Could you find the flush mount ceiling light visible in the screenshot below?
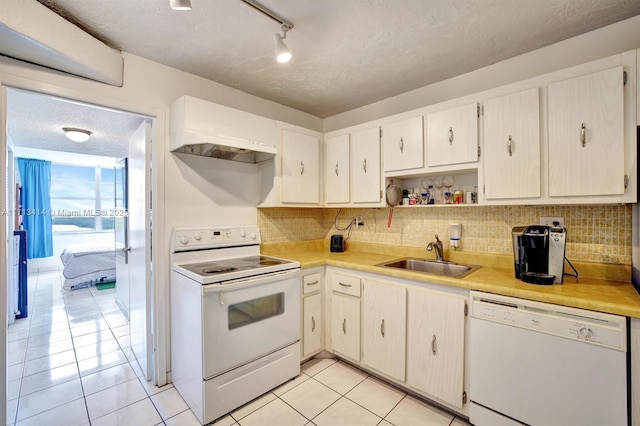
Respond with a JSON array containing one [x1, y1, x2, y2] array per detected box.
[[170, 0, 192, 10], [63, 127, 92, 143]]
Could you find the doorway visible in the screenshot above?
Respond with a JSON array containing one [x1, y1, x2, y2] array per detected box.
[[4, 88, 156, 422]]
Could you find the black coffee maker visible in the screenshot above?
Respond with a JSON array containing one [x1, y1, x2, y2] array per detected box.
[[512, 225, 567, 284]]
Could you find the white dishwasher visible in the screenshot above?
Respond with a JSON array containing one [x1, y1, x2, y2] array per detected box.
[[469, 291, 628, 426]]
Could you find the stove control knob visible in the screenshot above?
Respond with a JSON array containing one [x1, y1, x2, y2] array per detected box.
[[179, 235, 189, 245], [194, 232, 202, 241], [239, 230, 246, 238], [250, 232, 257, 240]]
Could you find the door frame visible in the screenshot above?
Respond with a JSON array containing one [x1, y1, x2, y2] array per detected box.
[[0, 76, 167, 423]]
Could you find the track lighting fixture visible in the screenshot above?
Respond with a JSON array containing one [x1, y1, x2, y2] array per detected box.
[[274, 24, 292, 63], [63, 127, 92, 143], [170, 0, 192, 11]]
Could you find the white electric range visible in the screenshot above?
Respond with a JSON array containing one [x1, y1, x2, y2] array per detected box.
[[170, 226, 301, 425]]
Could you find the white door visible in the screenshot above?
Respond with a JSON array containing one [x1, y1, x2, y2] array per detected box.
[[548, 67, 624, 197], [362, 279, 406, 381], [114, 158, 130, 318], [281, 130, 319, 204], [128, 121, 153, 380], [351, 127, 381, 204], [325, 134, 350, 204], [483, 88, 541, 200]]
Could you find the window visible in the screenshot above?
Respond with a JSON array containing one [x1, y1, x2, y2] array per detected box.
[[50, 163, 116, 232]]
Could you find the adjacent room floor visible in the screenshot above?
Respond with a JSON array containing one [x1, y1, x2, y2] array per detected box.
[[7, 269, 471, 426]]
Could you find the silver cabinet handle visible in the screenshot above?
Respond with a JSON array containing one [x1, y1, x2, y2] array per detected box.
[[399, 137, 404, 153], [432, 334, 437, 355], [306, 280, 319, 286], [335, 162, 339, 176], [338, 282, 352, 288], [311, 316, 316, 332], [363, 158, 367, 173], [581, 123, 586, 147], [300, 161, 305, 175], [342, 318, 346, 334], [507, 135, 513, 157], [448, 127, 454, 145], [381, 319, 385, 337]]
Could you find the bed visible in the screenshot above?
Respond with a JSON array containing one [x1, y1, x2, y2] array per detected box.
[[60, 245, 116, 290]]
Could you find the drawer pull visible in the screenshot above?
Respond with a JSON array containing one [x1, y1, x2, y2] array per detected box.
[[306, 280, 319, 286], [338, 282, 352, 288]]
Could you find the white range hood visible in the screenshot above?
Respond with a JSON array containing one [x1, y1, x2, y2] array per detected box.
[[170, 96, 277, 164]]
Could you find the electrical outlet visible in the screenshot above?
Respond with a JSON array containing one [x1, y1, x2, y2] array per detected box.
[[356, 217, 364, 226], [540, 216, 564, 228]]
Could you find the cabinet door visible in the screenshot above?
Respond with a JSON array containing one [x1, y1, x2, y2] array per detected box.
[[325, 134, 350, 204], [548, 67, 624, 197], [427, 103, 478, 167], [281, 130, 320, 204], [484, 89, 541, 199], [331, 294, 360, 361], [362, 279, 406, 381], [407, 289, 465, 408], [302, 293, 323, 358], [381, 117, 424, 172], [351, 127, 381, 204]]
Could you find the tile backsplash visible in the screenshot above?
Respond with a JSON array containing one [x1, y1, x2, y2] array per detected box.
[[258, 205, 632, 264]]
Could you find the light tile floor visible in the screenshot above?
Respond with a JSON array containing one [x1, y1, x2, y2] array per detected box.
[[8, 269, 471, 426]]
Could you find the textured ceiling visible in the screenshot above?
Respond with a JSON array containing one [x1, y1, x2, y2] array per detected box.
[[7, 89, 145, 158], [36, 0, 640, 118]]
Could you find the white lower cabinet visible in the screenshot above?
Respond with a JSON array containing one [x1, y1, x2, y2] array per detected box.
[[407, 288, 466, 409], [331, 293, 361, 361], [362, 279, 407, 381], [301, 269, 323, 360], [302, 294, 322, 358]]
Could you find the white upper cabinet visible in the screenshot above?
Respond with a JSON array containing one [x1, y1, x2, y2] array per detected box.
[[351, 127, 382, 204], [483, 88, 541, 200], [548, 67, 625, 197], [325, 134, 350, 204], [281, 129, 320, 204], [427, 103, 479, 167], [381, 117, 424, 172]]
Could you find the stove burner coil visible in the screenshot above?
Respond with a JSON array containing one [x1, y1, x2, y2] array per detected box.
[[202, 266, 238, 274]]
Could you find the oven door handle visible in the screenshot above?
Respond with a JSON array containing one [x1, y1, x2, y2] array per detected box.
[[202, 269, 299, 294]]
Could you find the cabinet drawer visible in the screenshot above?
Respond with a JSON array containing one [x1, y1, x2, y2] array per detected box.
[[331, 273, 361, 297], [302, 272, 322, 295]]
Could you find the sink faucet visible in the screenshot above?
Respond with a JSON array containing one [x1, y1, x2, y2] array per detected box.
[[426, 234, 444, 261]]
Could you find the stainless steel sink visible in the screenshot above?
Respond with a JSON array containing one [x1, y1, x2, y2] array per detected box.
[[376, 258, 480, 278]]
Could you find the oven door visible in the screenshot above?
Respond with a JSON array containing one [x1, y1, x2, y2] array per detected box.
[[202, 269, 300, 379]]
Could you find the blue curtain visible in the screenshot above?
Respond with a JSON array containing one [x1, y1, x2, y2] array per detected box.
[[17, 158, 53, 259]]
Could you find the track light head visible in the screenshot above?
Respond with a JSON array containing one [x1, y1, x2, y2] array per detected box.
[[274, 25, 291, 63], [170, 0, 192, 10]]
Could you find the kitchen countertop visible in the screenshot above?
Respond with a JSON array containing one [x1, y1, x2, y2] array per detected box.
[[262, 240, 640, 318]]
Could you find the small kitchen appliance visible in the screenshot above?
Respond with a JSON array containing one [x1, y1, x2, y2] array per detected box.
[[330, 234, 345, 252], [512, 225, 566, 284]]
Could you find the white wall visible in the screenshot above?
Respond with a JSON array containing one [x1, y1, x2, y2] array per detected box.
[[324, 14, 640, 131]]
